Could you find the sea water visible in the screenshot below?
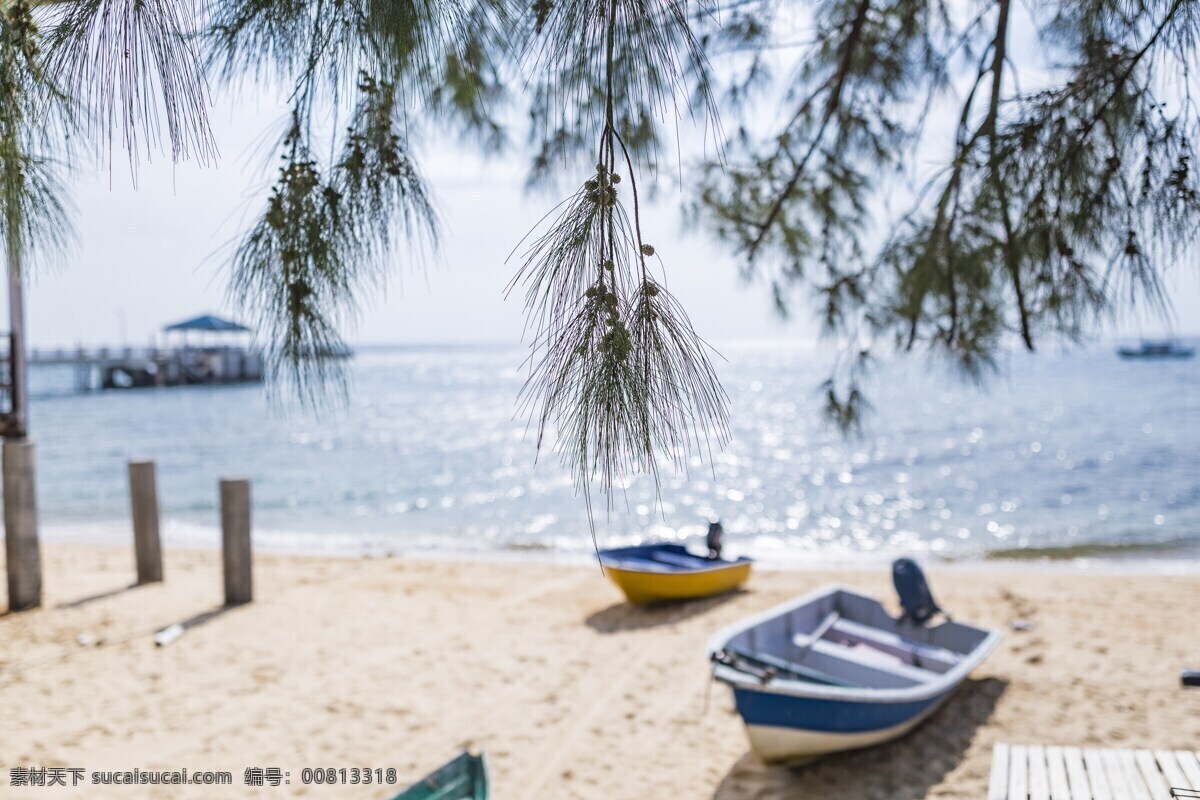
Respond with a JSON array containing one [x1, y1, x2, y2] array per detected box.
[[24, 341, 1200, 563]]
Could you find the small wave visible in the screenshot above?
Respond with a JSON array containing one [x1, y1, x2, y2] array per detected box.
[[987, 537, 1198, 560], [504, 541, 554, 552]]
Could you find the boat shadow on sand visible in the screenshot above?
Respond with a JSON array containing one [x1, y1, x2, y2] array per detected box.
[[585, 590, 746, 634], [712, 675, 1008, 800]]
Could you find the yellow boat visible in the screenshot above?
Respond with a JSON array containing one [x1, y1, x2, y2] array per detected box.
[[597, 544, 753, 604]]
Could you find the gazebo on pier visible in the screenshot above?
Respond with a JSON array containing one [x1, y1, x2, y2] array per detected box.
[[87, 314, 263, 390], [151, 314, 261, 388]]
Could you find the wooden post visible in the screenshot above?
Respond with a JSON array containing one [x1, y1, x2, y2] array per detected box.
[[220, 478, 252, 605], [5, 223, 29, 439], [128, 460, 163, 584], [3, 222, 40, 612], [4, 439, 40, 611]]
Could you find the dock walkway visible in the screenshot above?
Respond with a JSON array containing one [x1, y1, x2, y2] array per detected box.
[[988, 743, 1200, 800], [2, 345, 264, 390]]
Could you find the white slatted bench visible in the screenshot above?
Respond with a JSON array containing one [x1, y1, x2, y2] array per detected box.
[[988, 744, 1200, 800]]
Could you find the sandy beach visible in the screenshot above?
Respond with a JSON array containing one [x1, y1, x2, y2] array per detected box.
[[2, 544, 1197, 799]]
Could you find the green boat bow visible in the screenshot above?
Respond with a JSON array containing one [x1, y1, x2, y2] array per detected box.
[[390, 752, 488, 800]]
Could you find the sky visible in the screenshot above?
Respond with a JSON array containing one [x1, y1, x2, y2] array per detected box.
[[13, 43, 1200, 350], [18, 91, 800, 350]]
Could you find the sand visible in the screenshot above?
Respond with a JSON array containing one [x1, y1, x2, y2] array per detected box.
[[1, 544, 1198, 799]]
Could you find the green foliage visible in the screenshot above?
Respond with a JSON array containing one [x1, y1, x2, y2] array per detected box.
[[208, 0, 500, 392], [44, 0, 215, 174], [508, 0, 729, 515], [696, 0, 1200, 422], [511, 143, 727, 523], [231, 121, 349, 401], [230, 74, 438, 402], [0, 0, 72, 267], [522, 0, 720, 188]]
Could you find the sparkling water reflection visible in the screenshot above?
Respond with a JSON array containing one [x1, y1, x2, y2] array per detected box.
[[27, 341, 1200, 562]]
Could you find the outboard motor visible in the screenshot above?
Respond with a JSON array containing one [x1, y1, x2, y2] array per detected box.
[[892, 557, 944, 625], [705, 521, 724, 559]]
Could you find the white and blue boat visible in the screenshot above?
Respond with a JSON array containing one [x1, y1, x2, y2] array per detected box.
[[707, 582, 1000, 764]]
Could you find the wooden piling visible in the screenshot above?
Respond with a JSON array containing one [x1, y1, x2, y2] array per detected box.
[[128, 460, 163, 584], [220, 478, 252, 605], [4, 439, 41, 611]]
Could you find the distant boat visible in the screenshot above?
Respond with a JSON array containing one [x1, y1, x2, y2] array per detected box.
[[310, 343, 355, 360], [391, 752, 487, 800], [1117, 340, 1195, 359], [708, 584, 1000, 764], [596, 543, 752, 604]]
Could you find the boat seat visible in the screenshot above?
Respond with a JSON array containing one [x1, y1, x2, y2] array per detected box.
[[808, 639, 941, 685], [647, 551, 708, 569], [714, 647, 860, 688], [828, 618, 961, 672]]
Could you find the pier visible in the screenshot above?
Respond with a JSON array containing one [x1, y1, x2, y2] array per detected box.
[[12, 314, 264, 392], [22, 344, 264, 390]]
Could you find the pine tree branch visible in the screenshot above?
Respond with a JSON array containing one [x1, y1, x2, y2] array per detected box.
[[982, 0, 1034, 349], [744, 0, 872, 261]]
